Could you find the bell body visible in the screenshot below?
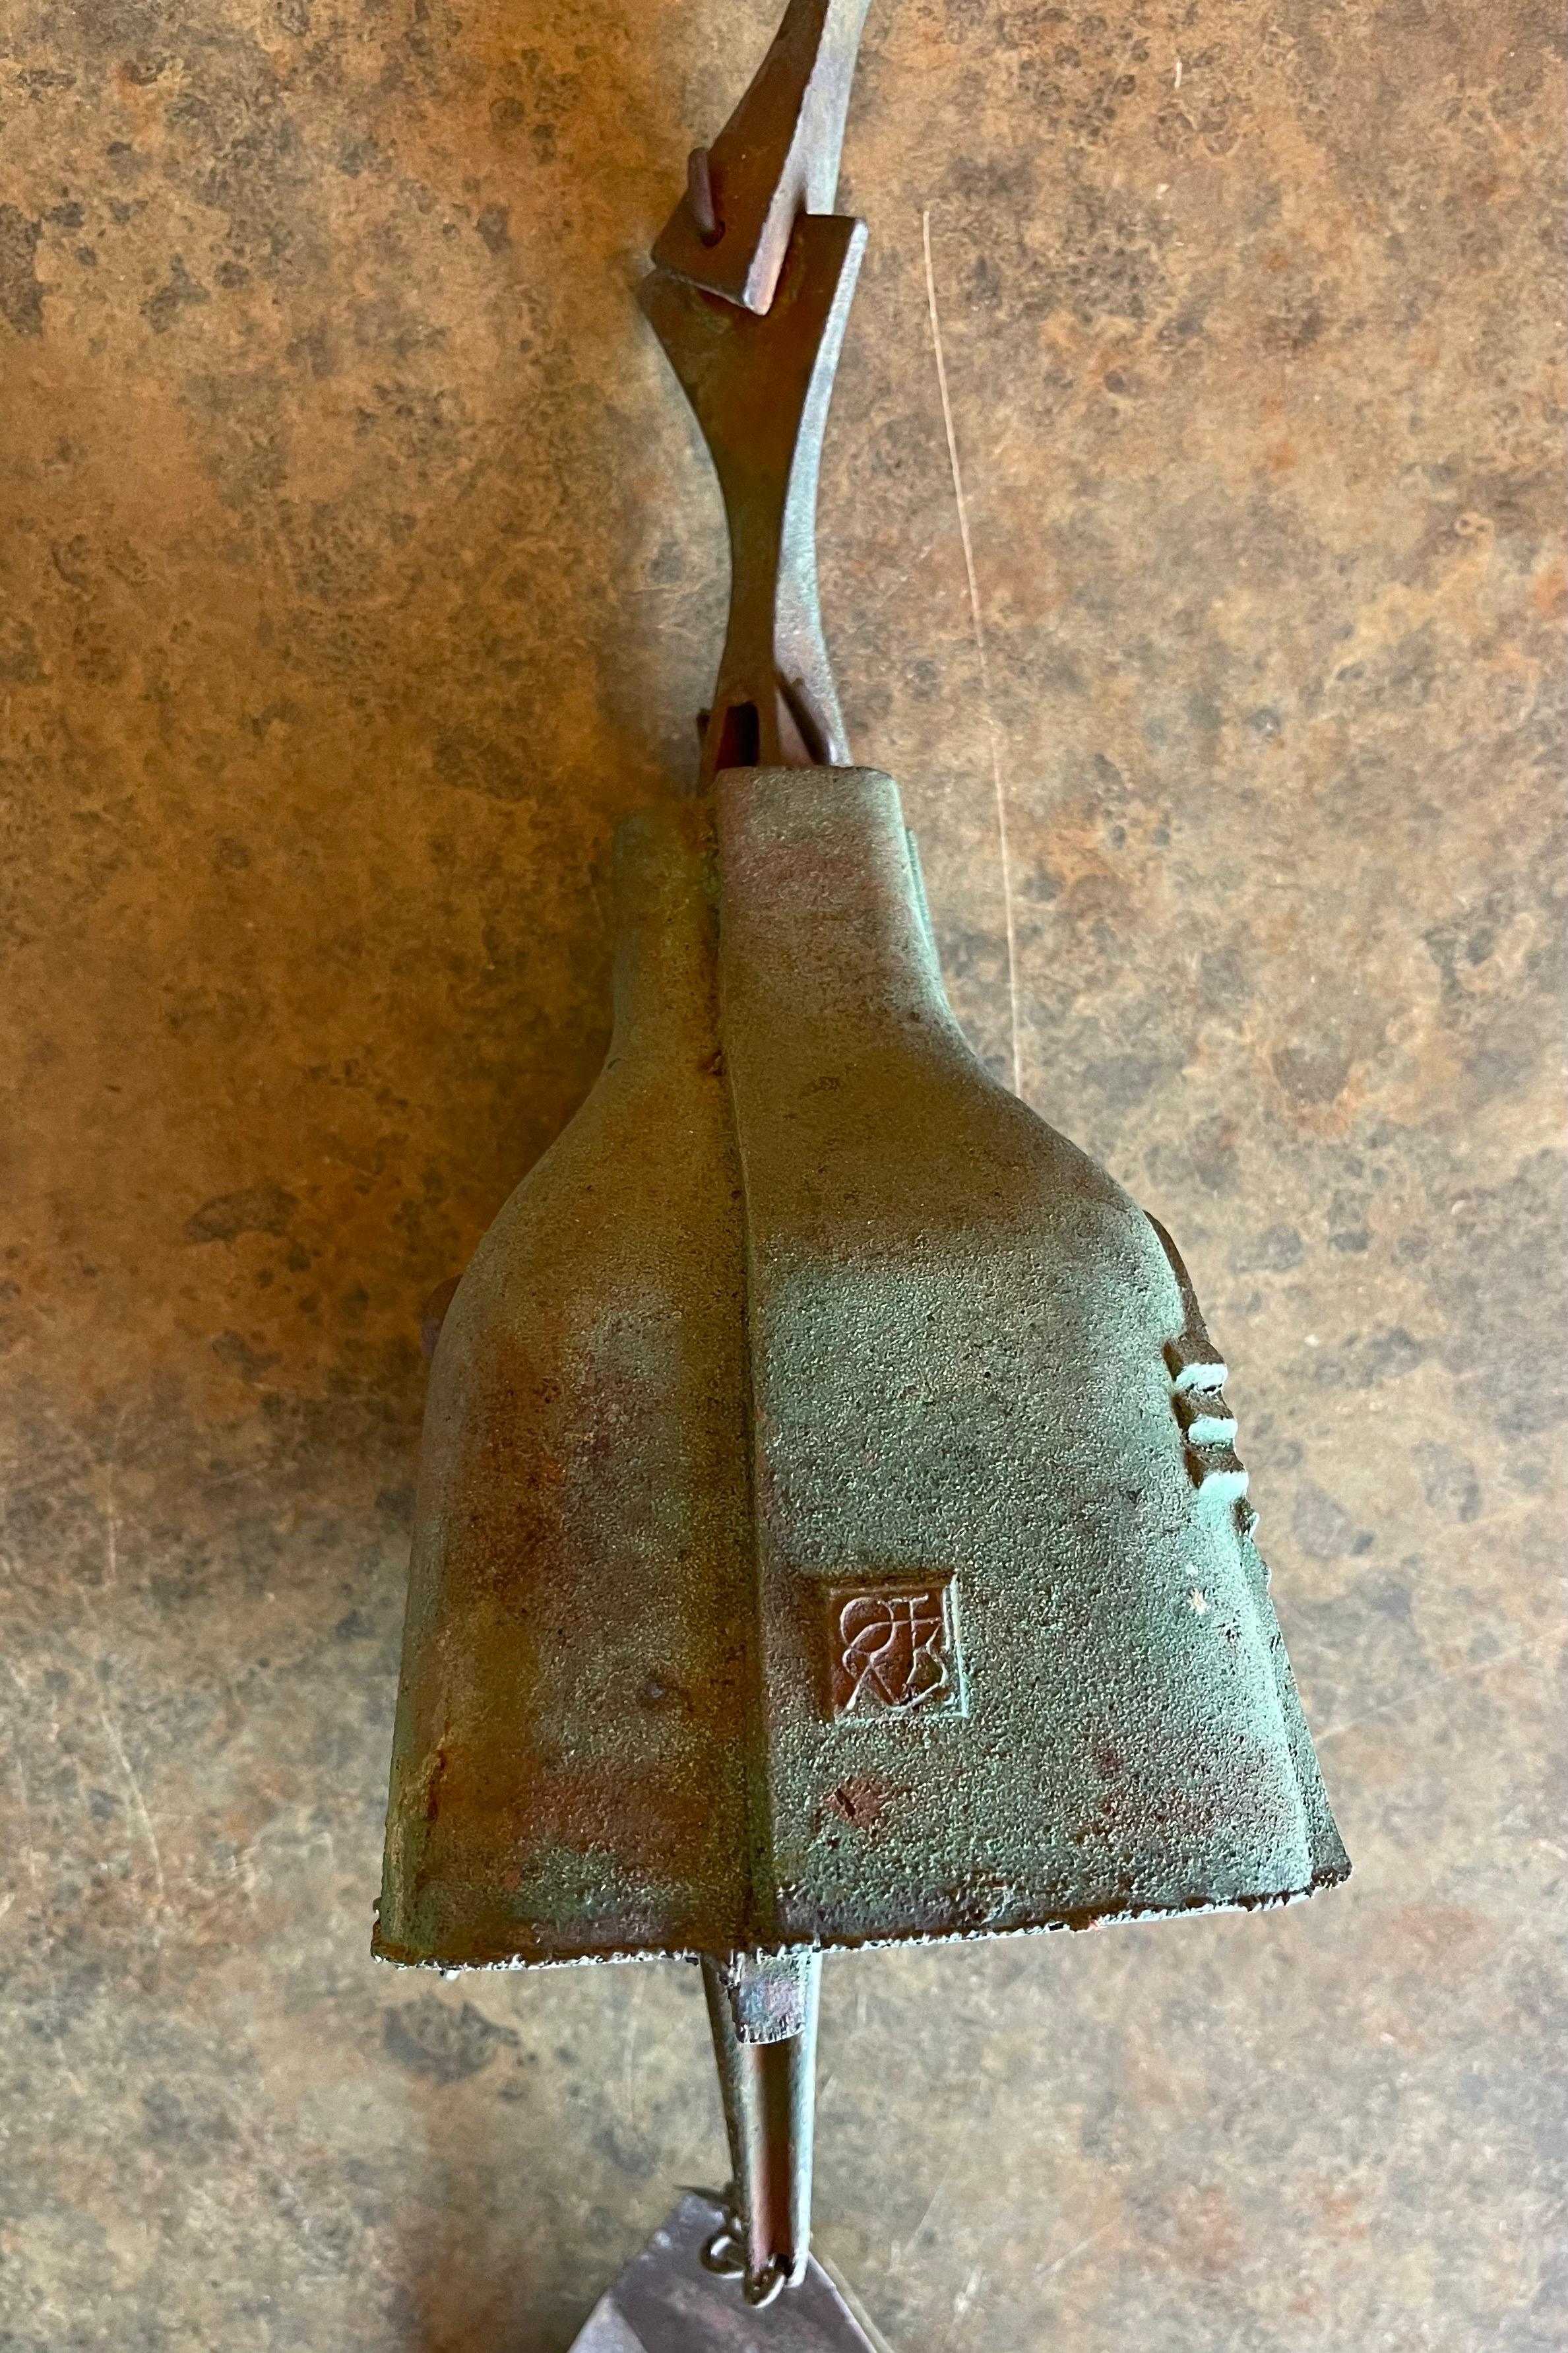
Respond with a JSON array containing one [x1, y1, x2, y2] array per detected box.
[[375, 766, 1346, 1973]]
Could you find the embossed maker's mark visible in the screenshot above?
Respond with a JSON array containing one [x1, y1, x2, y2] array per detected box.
[[822, 1576, 963, 1721]]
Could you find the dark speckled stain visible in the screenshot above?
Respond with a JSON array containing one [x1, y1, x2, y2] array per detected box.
[[822, 1775, 897, 1834], [0, 202, 45, 335], [0, 0, 1562, 2349], [384, 1995, 518, 2085]]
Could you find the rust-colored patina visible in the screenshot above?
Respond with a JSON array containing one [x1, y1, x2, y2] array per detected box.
[[375, 0, 1348, 2319]]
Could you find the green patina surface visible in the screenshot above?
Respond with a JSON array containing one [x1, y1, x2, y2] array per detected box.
[[377, 765, 1347, 1970]]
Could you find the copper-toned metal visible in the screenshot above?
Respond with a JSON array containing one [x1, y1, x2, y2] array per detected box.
[[641, 0, 871, 794], [652, 0, 873, 314], [641, 214, 864, 790]]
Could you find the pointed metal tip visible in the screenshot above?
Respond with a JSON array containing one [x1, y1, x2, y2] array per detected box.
[[652, 0, 874, 313]]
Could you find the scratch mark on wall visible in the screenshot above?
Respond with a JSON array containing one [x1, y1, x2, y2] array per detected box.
[[1041, 2218, 1114, 2278], [1313, 1625, 1564, 1745], [922, 203, 1022, 1099], [96, 1696, 167, 1950]]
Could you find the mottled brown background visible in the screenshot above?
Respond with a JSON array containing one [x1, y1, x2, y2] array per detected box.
[[1, 0, 1563, 2346]]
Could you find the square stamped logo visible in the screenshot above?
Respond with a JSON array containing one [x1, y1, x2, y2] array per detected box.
[[821, 1574, 964, 1722]]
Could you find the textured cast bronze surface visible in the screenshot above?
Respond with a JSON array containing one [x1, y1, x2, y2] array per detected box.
[[378, 772, 1346, 1972]]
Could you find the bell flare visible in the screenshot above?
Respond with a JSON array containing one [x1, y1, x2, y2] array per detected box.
[[375, 765, 1347, 1975]]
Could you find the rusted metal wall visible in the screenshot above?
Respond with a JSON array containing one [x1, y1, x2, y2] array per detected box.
[[1, 1, 1562, 2348]]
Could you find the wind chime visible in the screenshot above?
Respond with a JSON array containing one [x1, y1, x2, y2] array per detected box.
[[373, 4, 1349, 2342]]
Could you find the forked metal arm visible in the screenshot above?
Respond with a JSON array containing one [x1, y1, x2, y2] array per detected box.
[[639, 216, 865, 791], [639, 0, 871, 795]]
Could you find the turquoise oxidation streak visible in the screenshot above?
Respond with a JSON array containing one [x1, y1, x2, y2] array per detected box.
[[375, 767, 1348, 1973]]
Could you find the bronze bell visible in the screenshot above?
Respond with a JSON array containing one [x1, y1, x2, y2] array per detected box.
[[373, 0, 1348, 2329]]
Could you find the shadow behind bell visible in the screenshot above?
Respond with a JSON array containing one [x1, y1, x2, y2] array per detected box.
[[374, 763, 1348, 2300]]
